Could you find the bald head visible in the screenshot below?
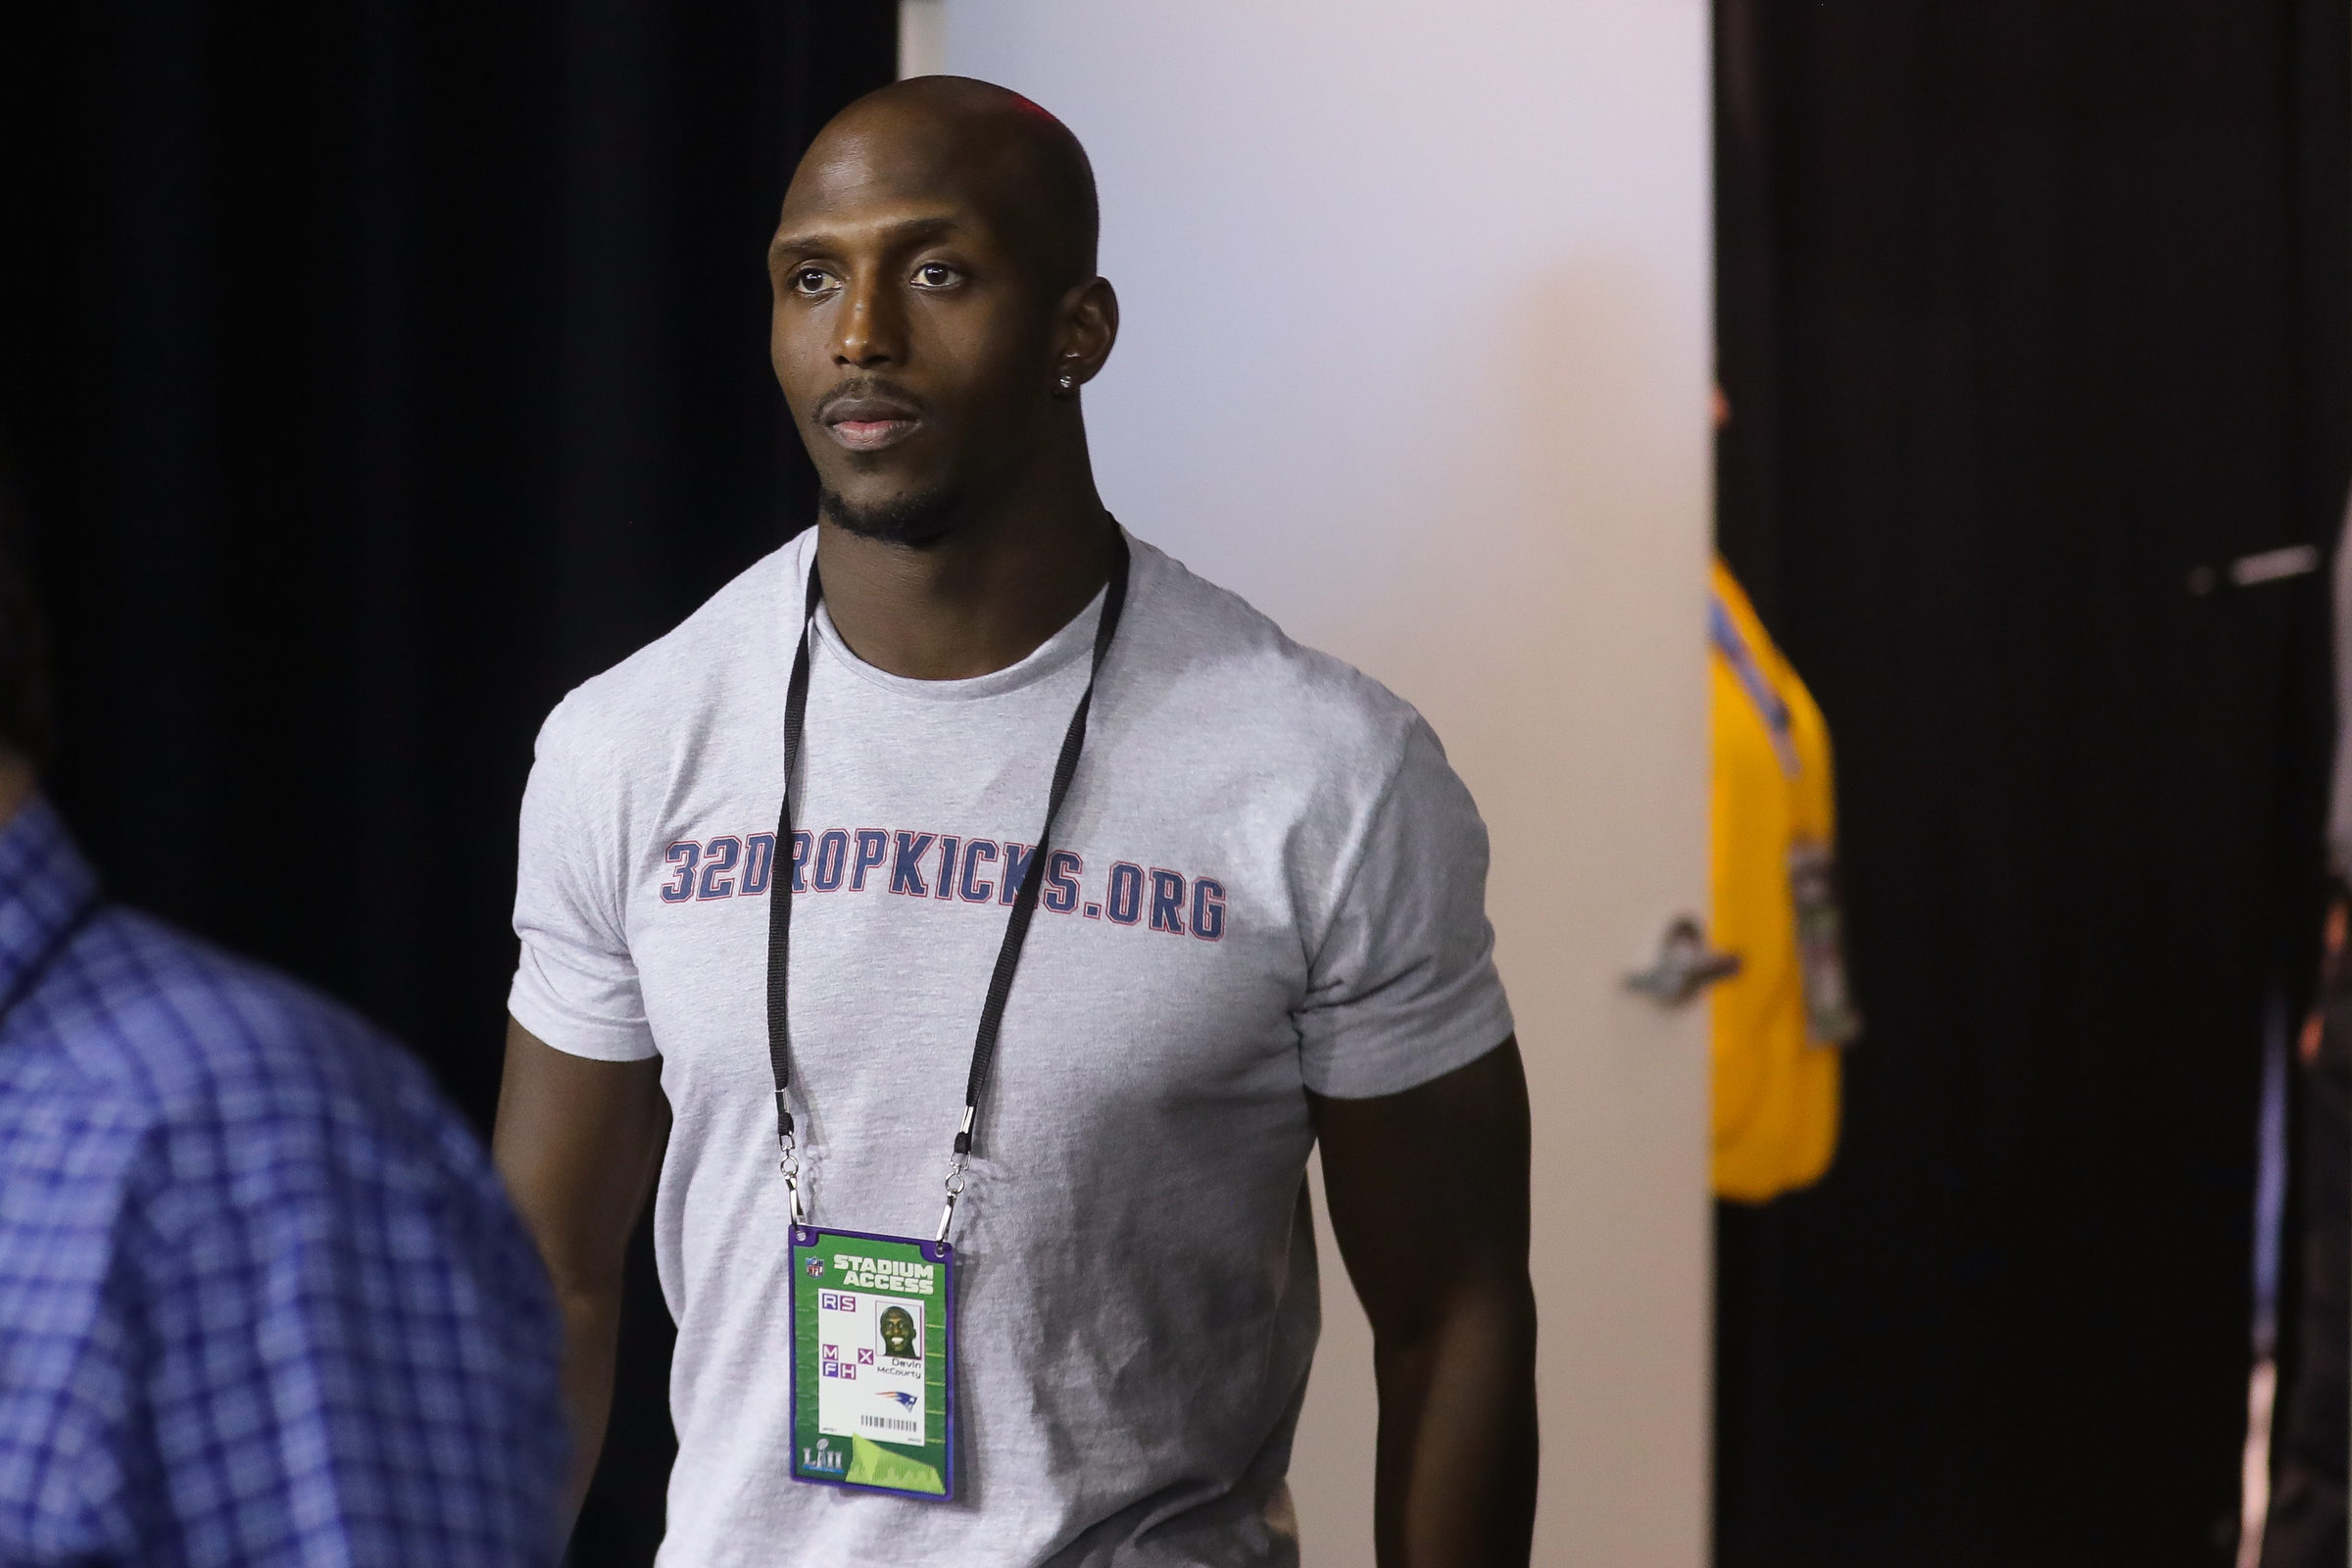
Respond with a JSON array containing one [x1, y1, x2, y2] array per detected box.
[[789, 75, 1099, 294], [766, 75, 1118, 550]]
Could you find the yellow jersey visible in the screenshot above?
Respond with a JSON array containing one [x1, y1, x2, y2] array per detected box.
[[1709, 559, 1852, 1201]]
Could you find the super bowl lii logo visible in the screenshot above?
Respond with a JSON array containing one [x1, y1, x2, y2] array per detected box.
[[804, 1439, 846, 1474]]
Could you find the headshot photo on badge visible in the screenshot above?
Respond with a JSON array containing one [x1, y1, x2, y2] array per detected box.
[[879, 1304, 921, 1362], [493, 73, 1536, 1565]]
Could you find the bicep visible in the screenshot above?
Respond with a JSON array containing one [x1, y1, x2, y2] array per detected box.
[[493, 1016, 668, 1298], [1310, 1035, 1530, 1338]]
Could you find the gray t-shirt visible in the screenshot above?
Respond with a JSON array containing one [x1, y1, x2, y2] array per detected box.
[[510, 528, 1513, 1567]]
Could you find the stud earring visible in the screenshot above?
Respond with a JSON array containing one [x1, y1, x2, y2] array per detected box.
[[1057, 373, 1075, 392]]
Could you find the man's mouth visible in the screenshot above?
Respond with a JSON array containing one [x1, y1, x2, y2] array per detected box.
[[819, 393, 923, 452], [828, 416, 916, 451]]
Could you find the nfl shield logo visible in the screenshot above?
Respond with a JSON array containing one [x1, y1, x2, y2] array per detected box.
[[805, 1257, 825, 1277]]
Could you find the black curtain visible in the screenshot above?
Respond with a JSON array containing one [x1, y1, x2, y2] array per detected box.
[[0, 3, 896, 1562], [1714, 4, 2350, 1565]]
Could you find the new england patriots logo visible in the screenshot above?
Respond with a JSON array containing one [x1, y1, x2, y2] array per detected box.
[[878, 1391, 918, 1411], [805, 1257, 825, 1277]]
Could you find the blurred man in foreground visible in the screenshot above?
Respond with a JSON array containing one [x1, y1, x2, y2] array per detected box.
[[0, 502, 568, 1565]]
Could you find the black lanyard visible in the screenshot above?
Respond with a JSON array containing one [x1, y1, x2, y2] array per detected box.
[[764, 526, 1132, 1239]]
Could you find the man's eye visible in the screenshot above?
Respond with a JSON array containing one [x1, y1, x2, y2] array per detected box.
[[792, 269, 835, 296], [911, 263, 961, 289]]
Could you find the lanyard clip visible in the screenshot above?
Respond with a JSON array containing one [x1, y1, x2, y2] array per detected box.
[[783, 1157, 807, 1226], [934, 1161, 967, 1246], [935, 1106, 976, 1244], [777, 1092, 807, 1225]]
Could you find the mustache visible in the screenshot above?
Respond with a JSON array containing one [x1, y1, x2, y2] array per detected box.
[[810, 376, 931, 423]]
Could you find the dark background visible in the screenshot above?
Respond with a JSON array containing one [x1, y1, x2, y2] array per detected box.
[[0, 1, 896, 1561], [2, 2, 2345, 1565], [1713, 2, 2349, 1565]]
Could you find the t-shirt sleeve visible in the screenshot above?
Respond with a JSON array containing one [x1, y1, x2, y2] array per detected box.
[[508, 700, 659, 1061], [1295, 717, 1516, 1099]]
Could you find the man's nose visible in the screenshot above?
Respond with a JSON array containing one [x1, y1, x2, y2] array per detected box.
[[833, 270, 906, 368]]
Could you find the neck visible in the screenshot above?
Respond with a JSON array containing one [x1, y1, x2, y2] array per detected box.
[[814, 475, 1115, 681]]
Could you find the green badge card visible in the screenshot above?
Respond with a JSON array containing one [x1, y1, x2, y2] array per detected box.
[[789, 1224, 956, 1500]]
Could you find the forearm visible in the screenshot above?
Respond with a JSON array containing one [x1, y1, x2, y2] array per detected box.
[[1372, 1275, 1540, 1568], [491, 1018, 668, 1536], [1316, 1040, 1536, 1565], [555, 1276, 626, 1519]]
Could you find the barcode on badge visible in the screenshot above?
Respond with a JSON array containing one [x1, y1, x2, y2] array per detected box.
[[861, 1415, 919, 1436]]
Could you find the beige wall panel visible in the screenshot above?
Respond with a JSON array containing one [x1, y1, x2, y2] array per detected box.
[[945, 6, 1715, 1561]]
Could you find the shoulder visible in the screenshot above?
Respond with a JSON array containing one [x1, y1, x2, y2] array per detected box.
[[535, 536, 802, 767], [1118, 533, 1436, 789], [0, 911, 563, 1560], [24, 909, 501, 1212]]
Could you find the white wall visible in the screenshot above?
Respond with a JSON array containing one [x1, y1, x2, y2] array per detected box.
[[939, 5, 1716, 1563]]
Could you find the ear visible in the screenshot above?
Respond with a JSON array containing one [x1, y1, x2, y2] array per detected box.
[[1051, 276, 1119, 393]]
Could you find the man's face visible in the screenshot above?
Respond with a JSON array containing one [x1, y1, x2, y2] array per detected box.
[[767, 120, 1063, 541], [881, 1310, 915, 1354]]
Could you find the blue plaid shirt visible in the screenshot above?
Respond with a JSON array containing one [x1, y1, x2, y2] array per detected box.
[[0, 800, 567, 1566]]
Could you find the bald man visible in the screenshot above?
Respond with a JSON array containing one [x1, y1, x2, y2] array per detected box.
[[493, 77, 1536, 1567]]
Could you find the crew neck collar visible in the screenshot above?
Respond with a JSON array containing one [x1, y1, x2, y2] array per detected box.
[[797, 534, 1121, 705]]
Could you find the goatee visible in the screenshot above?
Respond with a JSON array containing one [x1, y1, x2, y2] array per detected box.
[[818, 483, 964, 546]]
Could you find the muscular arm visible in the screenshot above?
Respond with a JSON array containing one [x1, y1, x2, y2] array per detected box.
[[1311, 1036, 1537, 1568], [492, 1017, 670, 1525]]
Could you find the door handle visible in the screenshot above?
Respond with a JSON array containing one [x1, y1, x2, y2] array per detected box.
[[1625, 915, 1740, 1005]]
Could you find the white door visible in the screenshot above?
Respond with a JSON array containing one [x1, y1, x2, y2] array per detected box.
[[929, 6, 1715, 1562]]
